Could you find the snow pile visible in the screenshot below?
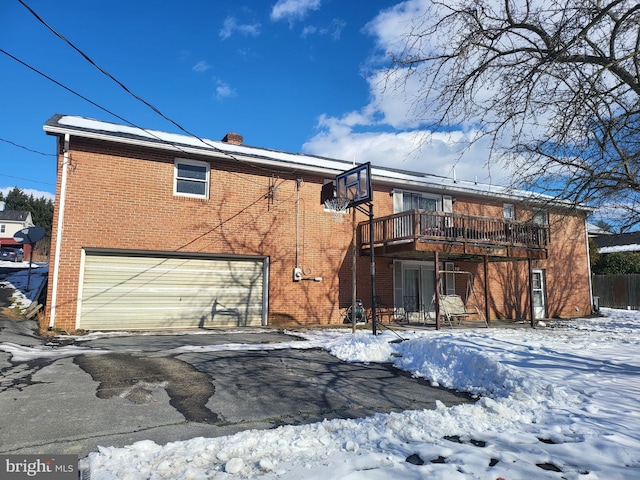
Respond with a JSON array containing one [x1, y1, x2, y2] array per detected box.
[[79, 309, 640, 479]]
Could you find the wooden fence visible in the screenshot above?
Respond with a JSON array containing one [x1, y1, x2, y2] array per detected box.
[[592, 274, 640, 310]]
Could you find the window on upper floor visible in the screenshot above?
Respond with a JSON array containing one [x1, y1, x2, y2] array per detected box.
[[393, 190, 448, 213], [403, 192, 439, 211], [0, 225, 4, 233], [174, 159, 209, 199], [533, 210, 548, 225], [503, 204, 514, 220]]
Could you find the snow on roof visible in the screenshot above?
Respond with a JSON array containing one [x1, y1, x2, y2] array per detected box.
[[593, 231, 640, 253], [599, 244, 640, 254], [44, 114, 563, 205]]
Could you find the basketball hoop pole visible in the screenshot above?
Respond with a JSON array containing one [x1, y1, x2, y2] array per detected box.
[[354, 201, 377, 335], [368, 202, 377, 336], [330, 162, 376, 335], [351, 207, 357, 334]]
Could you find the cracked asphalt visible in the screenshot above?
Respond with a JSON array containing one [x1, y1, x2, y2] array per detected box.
[[0, 319, 474, 458]]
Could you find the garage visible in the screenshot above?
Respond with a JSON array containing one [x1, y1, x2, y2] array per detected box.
[[77, 250, 268, 330]]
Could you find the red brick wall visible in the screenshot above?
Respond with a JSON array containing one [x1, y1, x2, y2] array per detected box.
[[45, 135, 592, 331], [45, 137, 373, 331], [443, 210, 591, 321]]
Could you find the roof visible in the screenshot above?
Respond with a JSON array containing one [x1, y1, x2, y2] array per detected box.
[[587, 223, 613, 236], [43, 114, 584, 208], [592, 232, 640, 254], [0, 210, 32, 222]]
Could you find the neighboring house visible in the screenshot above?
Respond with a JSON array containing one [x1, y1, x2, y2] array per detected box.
[[0, 204, 34, 255], [43, 114, 593, 332], [592, 232, 640, 254], [590, 232, 640, 310]]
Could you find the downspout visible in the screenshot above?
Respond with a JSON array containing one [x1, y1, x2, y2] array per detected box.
[[585, 217, 594, 313], [48, 133, 70, 329], [295, 179, 300, 269]]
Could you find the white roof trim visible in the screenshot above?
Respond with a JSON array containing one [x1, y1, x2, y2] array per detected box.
[[43, 114, 578, 206]]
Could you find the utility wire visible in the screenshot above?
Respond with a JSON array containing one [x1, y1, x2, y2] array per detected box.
[[17, 0, 300, 177], [0, 47, 203, 163], [1, 48, 143, 134], [17, 0, 200, 141], [0, 48, 271, 190], [0, 137, 55, 156], [18, 1, 244, 160], [0, 173, 56, 187]]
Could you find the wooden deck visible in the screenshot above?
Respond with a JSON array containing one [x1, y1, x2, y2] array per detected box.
[[358, 210, 549, 261]]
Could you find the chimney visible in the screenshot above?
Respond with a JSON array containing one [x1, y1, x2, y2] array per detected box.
[[222, 132, 243, 145]]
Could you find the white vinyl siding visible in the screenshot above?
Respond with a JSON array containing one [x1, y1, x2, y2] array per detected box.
[[77, 251, 267, 330]]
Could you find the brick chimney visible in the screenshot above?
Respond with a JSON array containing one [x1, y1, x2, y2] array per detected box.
[[222, 132, 243, 145]]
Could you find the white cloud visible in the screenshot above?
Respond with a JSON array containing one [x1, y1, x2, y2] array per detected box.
[[270, 0, 321, 23], [303, 117, 505, 184], [214, 80, 236, 100], [303, 0, 512, 185], [192, 61, 210, 73], [301, 18, 346, 40], [365, 0, 431, 52], [0, 187, 54, 202], [219, 16, 261, 40]]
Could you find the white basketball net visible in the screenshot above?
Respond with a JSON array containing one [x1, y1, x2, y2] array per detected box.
[[324, 197, 351, 223]]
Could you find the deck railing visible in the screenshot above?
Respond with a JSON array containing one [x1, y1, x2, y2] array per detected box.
[[360, 210, 549, 250]]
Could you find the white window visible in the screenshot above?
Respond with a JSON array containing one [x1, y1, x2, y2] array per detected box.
[[445, 262, 455, 295], [0, 225, 4, 233], [402, 192, 439, 211], [533, 210, 548, 225], [392, 190, 445, 213], [174, 159, 209, 199], [503, 204, 514, 220]]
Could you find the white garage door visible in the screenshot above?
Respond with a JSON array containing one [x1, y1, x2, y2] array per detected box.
[[78, 251, 267, 330]]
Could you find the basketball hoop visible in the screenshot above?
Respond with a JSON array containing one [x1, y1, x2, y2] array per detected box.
[[324, 197, 351, 223]]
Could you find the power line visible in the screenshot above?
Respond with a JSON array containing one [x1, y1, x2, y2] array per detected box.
[[0, 48, 272, 190], [0, 173, 55, 187], [0, 48, 199, 158], [0, 137, 55, 156], [18, 0, 236, 156], [1, 48, 142, 132], [17, 0, 300, 178]]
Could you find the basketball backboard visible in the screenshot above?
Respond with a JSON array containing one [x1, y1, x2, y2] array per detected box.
[[336, 162, 372, 207]]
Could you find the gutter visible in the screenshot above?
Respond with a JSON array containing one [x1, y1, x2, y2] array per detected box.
[[44, 117, 593, 210], [585, 216, 595, 314], [48, 134, 70, 329]]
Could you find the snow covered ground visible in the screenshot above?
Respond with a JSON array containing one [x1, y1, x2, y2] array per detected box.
[[0, 261, 48, 310], [1, 266, 637, 478], [72, 309, 640, 479]]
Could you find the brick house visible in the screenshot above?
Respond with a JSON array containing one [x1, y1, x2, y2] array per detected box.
[[43, 114, 593, 332]]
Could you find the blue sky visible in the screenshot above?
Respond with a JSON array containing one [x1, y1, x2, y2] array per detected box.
[[1, 0, 495, 201]]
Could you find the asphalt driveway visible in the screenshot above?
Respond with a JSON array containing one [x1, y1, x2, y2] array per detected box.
[[0, 320, 473, 458]]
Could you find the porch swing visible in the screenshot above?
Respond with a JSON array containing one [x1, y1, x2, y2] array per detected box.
[[431, 270, 488, 328]]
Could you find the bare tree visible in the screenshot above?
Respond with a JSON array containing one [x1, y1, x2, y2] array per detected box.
[[386, 0, 640, 230]]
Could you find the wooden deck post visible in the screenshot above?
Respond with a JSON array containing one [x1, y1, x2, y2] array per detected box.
[[483, 255, 490, 325], [435, 251, 441, 330], [528, 257, 535, 328]]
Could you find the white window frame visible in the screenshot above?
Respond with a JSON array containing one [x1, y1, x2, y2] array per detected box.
[[533, 209, 548, 225], [445, 262, 456, 295], [0, 224, 4, 233], [503, 204, 514, 220], [392, 190, 445, 214], [174, 158, 210, 199]]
